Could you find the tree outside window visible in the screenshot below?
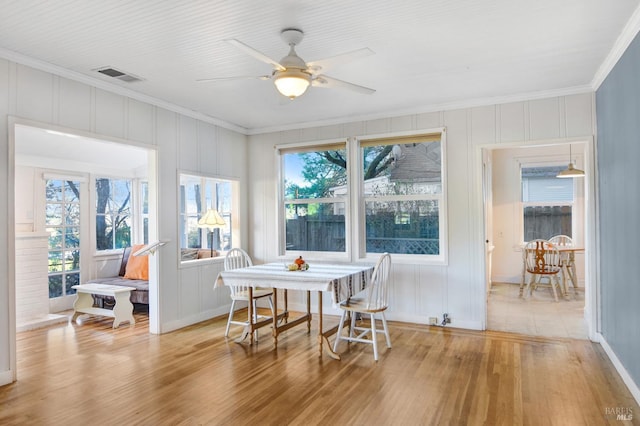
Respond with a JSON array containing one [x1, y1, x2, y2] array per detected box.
[[360, 134, 443, 255], [95, 178, 131, 251], [280, 131, 445, 258], [283, 144, 350, 252], [46, 179, 81, 298]]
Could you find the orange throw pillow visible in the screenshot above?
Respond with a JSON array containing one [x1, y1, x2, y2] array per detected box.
[[124, 244, 149, 280]]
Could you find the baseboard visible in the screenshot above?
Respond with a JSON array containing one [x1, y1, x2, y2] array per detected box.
[[285, 302, 483, 330], [491, 275, 520, 284], [160, 306, 230, 334], [596, 332, 640, 406], [0, 369, 15, 387]]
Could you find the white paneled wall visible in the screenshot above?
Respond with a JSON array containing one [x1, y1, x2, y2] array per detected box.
[[0, 58, 248, 383], [247, 93, 594, 329], [15, 233, 49, 325]]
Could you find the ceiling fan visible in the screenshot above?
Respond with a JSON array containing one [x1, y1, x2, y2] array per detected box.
[[198, 28, 376, 100]]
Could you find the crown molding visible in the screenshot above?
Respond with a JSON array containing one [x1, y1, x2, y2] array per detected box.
[[0, 47, 249, 135], [247, 85, 593, 135], [591, 4, 640, 90]]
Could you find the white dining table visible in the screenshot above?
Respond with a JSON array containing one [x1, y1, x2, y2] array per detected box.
[[216, 262, 373, 359]]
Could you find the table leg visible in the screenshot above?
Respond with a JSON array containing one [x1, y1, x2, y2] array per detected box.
[[112, 291, 135, 328], [317, 291, 322, 357], [316, 291, 343, 360], [72, 292, 93, 323], [307, 291, 311, 334], [568, 252, 578, 292], [272, 288, 278, 350], [284, 289, 288, 324]]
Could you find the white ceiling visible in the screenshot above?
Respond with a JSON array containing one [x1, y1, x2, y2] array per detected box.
[[1, 1, 639, 134], [15, 125, 149, 174]]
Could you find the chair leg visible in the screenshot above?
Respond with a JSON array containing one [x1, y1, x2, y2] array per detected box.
[[550, 276, 559, 302], [519, 261, 526, 297], [370, 313, 379, 361], [569, 261, 578, 290], [252, 299, 260, 341], [225, 300, 237, 337], [349, 311, 357, 339], [381, 312, 391, 348], [333, 310, 348, 352], [527, 274, 537, 297]]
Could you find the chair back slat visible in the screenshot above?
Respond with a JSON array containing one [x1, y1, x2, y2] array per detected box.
[[365, 253, 391, 310], [224, 248, 253, 297], [524, 239, 560, 274], [548, 235, 573, 247]]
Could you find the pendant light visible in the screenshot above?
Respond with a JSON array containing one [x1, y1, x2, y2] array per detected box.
[[556, 144, 585, 178]]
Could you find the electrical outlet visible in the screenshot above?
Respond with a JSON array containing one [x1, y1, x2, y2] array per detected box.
[[443, 313, 451, 324], [429, 317, 438, 325]]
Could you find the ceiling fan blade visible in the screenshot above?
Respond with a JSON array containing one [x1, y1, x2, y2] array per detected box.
[[225, 39, 286, 71], [307, 48, 374, 72], [196, 75, 271, 83], [312, 75, 376, 95]]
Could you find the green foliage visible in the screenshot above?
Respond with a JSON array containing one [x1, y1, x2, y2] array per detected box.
[[285, 146, 393, 199]]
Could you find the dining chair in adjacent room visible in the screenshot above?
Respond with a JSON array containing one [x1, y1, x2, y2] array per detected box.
[[548, 234, 578, 292], [522, 239, 562, 301], [333, 253, 392, 361], [223, 248, 275, 339]]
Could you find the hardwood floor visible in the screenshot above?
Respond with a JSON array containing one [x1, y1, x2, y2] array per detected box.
[[1, 311, 638, 425]]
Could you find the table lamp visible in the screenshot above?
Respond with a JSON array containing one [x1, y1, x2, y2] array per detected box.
[[197, 209, 226, 257]]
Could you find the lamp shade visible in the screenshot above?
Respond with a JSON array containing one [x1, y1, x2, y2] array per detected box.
[[556, 144, 585, 178], [274, 69, 311, 99], [556, 163, 585, 178], [197, 209, 226, 230]]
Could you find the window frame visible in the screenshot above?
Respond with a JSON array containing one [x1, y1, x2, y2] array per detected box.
[[517, 158, 583, 245], [93, 175, 133, 252], [178, 171, 240, 265], [276, 139, 351, 262], [275, 128, 448, 265], [355, 129, 448, 264]]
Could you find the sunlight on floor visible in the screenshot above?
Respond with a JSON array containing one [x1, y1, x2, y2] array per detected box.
[[487, 282, 587, 339]]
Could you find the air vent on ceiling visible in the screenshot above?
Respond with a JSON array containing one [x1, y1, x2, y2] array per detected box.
[[95, 67, 143, 83]]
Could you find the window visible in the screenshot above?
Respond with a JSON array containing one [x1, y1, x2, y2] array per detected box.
[[95, 178, 132, 251], [278, 130, 446, 261], [360, 133, 444, 256], [521, 165, 573, 241], [179, 174, 236, 261], [46, 179, 81, 298], [281, 143, 348, 253], [140, 181, 149, 244]]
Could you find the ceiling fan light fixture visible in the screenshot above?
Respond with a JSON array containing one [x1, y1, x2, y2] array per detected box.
[[274, 69, 311, 99]]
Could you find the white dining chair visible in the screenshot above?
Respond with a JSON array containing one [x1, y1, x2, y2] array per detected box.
[[548, 235, 578, 293], [333, 253, 392, 361], [223, 248, 275, 340]]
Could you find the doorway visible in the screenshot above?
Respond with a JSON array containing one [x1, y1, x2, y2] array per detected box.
[[482, 140, 596, 340], [11, 121, 158, 334]]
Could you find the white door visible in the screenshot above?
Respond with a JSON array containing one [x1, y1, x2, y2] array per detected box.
[[46, 178, 84, 312]]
